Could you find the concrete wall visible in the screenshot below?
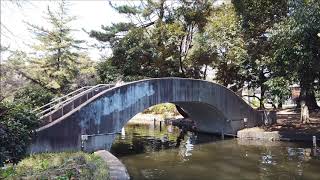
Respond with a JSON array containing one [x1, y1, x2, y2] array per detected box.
[[29, 78, 263, 153]]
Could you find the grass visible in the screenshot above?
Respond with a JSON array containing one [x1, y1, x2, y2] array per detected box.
[[1, 151, 109, 180], [143, 103, 180, 116]]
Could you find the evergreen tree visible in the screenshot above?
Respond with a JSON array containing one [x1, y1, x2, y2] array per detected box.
[[23, 0, 85, 94], [90, 0, 213, 82]]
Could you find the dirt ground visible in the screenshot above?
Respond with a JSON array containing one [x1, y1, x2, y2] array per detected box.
[[264, 108, 320, 134]]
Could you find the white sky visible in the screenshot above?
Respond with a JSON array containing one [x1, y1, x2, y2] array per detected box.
[[1, 0, 129, 61], [1, 0, 228, 61]]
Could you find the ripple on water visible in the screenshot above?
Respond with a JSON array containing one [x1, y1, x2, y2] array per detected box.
[[111, 123, 320, 180]]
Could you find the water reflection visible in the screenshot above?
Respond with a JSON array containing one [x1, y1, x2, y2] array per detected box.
[[121, 127, 125, 139], [111, 123, 320, 180]]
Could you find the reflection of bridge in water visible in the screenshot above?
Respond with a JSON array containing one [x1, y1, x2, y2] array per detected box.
[[29, 78, 270, 153]]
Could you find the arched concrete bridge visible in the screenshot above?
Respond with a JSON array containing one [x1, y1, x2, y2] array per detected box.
[[29, 78, 266, 153]]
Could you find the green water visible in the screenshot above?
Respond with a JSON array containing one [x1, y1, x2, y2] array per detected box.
[[110, 123, 320, 180]]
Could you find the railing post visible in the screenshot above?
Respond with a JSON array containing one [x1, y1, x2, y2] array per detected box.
[[62, 105, 64, 117]]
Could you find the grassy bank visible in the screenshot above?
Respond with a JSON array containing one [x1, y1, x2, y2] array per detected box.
[[143, 103, 179, 116], [1, 152, 109, 180]]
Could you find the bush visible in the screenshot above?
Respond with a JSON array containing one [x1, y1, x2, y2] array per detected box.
[[0, 102, 38, 166], [13, 84, 54, 109], [0, 152, 109, 180], [143, 103, 179, 115], [96, 60, 122, 83]]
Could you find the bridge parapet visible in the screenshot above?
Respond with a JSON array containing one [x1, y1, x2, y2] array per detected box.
[[34, 84, 114, 125], [29, 78, 268, 153]]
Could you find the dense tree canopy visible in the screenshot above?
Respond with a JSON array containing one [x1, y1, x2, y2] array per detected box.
[[90, 0, 214, 82], [269, 0, 320, 109], [204, 4, 246, 91], [89, 0, 319, 109], [2, 0, 320, 167], [232, 0, 289, 108]]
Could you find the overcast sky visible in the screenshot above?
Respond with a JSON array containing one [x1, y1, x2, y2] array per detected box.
[[1, 0, 130, 60], [1, 0, 227, 61]]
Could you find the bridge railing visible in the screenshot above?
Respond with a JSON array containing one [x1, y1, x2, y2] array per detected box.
[[35, 84, 115, 125], [33, 86, 92, 114]]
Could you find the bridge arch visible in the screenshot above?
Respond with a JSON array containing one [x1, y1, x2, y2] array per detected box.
[[30, 78, 263, 153]]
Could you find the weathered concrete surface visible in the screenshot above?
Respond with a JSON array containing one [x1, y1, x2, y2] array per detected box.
[[237, 127, 281, 141], [29, 78, 265, 153], [94, 150, 130, 180], [237, 127, 320, 141]]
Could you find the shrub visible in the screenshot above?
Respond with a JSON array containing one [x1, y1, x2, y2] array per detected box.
[[13, 84, 54, 109], [0, 102, 38, 166], [143, 103, 179, 115], [0, 152, 109, 180]]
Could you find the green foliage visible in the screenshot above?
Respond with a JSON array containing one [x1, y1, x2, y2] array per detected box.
[[143, 103, 178, 115], [269, 0, 320, 108], [264, 77, 291, 107], [0, 60, 26, 100], [26, 1, 83, 93], [0, 102, 38, 165], [250, 98, 261, 108], [8, 1, 96, 95], [13, 84, 54, 109], [96, 59, 124, 83], [0, 152, 109, 180], [205, 4, 247, 90], [91, 0, 213, 80], [72, 55, 98, 88], [233, 0, 288, 107]]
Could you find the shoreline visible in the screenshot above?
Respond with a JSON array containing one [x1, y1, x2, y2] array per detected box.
[[237, 127, 320, 142], [238, 109, 320, 142], [94, 150, 130, 180], [128, 110, 320, 143], [127, 112, 183, 124]]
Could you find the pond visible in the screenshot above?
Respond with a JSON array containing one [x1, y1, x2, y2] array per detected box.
[[110, 122, 320, 180]]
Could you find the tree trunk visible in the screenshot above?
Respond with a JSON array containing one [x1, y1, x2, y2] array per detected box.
[[278, 95, 283, 109], [259, 86, 265, 109], [301, 101, 310, 124], [258, 70, 267, 109], [299, 84, 319, 110], [203, 64, 208, 80], [278, 101, 283, 109], [178, 39, 185, 77]]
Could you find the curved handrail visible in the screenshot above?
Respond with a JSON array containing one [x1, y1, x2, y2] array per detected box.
[[33, 86, 92, 113], [35, 84, 114, 119]]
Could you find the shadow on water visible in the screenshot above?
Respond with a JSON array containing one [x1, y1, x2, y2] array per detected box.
[[110, 123, 320, 180], [110, 123, 226, 157]]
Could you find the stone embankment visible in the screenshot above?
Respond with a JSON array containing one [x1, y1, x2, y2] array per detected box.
[[237, 127, 320, 141], [238, 109, 320, 142], [94, 150, 130, 180]]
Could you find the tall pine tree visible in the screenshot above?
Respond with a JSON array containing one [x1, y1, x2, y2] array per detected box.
[[23, 0, 85, 94]]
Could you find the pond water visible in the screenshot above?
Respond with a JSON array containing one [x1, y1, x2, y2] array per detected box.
[[110, 122, 320, 180]]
